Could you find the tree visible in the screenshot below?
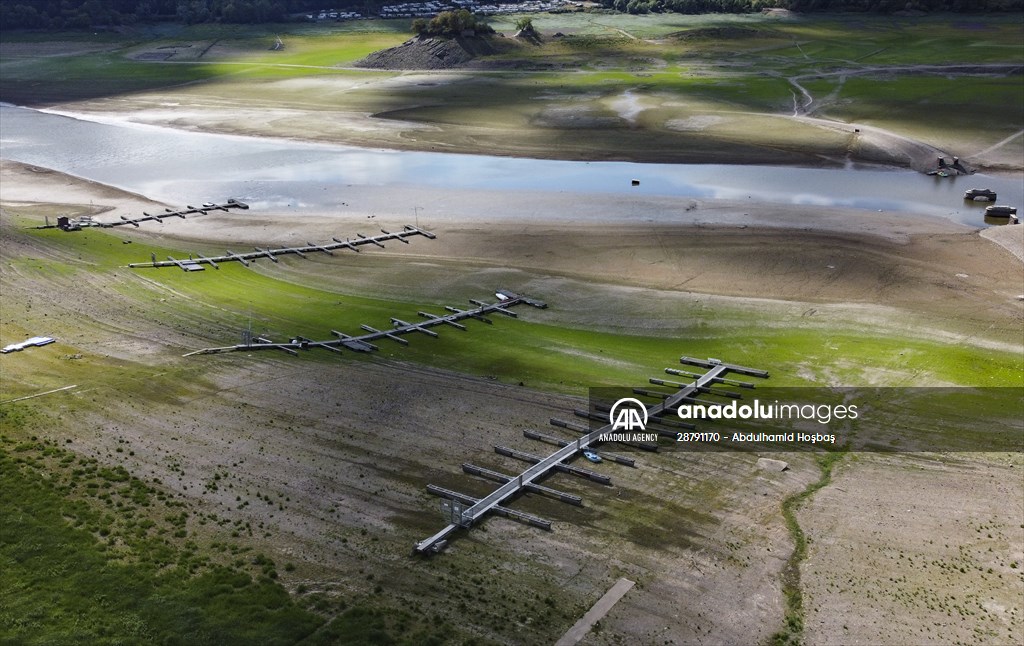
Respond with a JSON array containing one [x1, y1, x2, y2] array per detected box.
[[412, 10, 494, 38], [514, 16, 534, 33]]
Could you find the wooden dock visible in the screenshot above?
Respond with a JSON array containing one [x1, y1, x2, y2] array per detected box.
[[413, 356, 768, 555], [184, 289, 545, 357], [130, 224, 435, 272], [39, 199, 249, 231]]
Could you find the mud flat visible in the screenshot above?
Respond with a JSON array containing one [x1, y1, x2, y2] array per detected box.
[[2, 156, 1021, 644], [799, 454, 1023, 646], [981, 223, 1024, 263], [3, 158, 1022, 347]]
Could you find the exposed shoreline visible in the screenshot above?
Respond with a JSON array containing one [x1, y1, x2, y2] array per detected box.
[[4, 158, 1022, 355], [0, 157, 977, 241], [2, 131, 1022, 646], [31, 90, 1022, 173]]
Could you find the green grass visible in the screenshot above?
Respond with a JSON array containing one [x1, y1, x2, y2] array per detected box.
[[681, 75, 795, 111], [0, 407, 466, 645], [0, 24, 408, 103], [3, 13, 1021, 166], [761, 15, 1024, 66], [823, 75, 1024, 141], [6, 223, 1021, 400], [204, 32, 411, 70], [0, 428, 323, 644], [489, 10, 784, 40], [772, 450, 845, 646], [0, 50, 217, 104]]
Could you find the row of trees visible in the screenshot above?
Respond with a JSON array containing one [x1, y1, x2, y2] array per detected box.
[[602, 0, 1023, 14], [0, 0, 371, 28]]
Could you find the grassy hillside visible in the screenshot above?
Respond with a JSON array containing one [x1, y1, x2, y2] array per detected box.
[[2, 13, 1021, 167]]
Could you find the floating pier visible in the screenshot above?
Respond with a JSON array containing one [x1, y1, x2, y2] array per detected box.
[[414, 356, 769, 555], [461, 463, 583, 506], [40, 199, 248, 231], [184, 289, 545, 357], [130, 225, 435, 272]]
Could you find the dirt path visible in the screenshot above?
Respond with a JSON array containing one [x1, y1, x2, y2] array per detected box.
[[781, 63, 1023, 166], [554, 578, 635, 646]]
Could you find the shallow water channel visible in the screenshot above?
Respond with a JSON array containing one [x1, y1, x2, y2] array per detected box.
[[1, 104, 1020, 227]]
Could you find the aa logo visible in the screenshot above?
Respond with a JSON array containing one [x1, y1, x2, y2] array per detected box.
[[609, 397, 648, 431]]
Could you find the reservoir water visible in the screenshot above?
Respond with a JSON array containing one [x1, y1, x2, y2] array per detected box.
[[1, 104, 1020, 227]]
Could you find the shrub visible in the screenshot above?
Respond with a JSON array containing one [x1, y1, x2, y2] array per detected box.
[[412, 10, 494, 37]]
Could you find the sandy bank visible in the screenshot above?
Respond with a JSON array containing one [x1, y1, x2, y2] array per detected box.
[[3, 159, 1022, 351], [980, 222, 1024, 263]]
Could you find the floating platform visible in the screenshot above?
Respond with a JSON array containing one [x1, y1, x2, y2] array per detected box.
[[413, 356, 769, 555], [130, 225, 435, 271], [40, 199, 248, 231], [184, 289, 545, 357]]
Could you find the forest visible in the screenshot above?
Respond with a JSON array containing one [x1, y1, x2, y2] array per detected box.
[[1, 0, 320, 27]]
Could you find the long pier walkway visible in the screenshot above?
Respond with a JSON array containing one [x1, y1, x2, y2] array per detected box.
[[185, 290, 547, 357], [38, 199, 249, 231], [414, 357, 768, 554], [130, 225, 434, 272]]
